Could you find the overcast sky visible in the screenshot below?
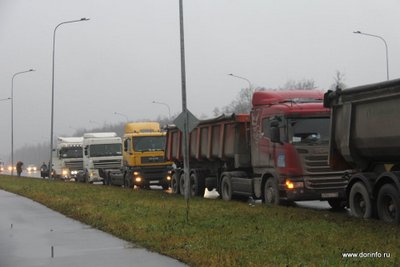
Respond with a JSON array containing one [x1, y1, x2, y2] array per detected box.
[[1, 0, 399, 160]]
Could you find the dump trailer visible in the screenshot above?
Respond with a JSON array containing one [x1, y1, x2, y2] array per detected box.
[[102, 122, 173, 189], [166, 90, 348, 207], [324, 78, 400, 223]]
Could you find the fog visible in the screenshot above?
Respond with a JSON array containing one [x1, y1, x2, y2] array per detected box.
[[1, 0, 399, 163]]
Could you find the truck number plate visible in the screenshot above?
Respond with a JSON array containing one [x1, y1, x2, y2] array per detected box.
[[321, 192, 339, 198]]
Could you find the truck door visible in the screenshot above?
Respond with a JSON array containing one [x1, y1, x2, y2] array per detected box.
[[251, 109, 273, 168]]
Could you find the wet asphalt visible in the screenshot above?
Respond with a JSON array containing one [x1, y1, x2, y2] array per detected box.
[[0, 190, 187, 267]]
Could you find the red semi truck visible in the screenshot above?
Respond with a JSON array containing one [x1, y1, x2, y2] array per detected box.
[[166, 90, 348, 207]]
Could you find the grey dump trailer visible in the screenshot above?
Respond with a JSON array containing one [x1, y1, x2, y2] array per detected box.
[[324, 78, 400, 223]]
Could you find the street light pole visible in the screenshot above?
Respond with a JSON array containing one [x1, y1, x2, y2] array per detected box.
[[152, 101, 171, 120], [11, 69, 35, 176], [228, 73, 252, 89], [49, 18, 89, 179], [114, 112, 129, 122], [353, 31, 389, 80]]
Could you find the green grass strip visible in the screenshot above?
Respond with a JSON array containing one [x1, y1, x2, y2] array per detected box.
[[1, 175, 399, 266]]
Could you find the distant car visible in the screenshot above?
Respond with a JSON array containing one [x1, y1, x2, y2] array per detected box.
[[26, 164, 38, 172], [8, 165, 16, 172]]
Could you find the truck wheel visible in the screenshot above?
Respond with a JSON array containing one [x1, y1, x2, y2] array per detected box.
[[349, 182, 372, 219], [179, 173, 186, 196], [221, 175, 232, 201], [171, 173, 180, 194], [190, 171, 205, 197], [377, 184, 400, 223], [264, 178, 280, 205], [328, 199, 347, 211]]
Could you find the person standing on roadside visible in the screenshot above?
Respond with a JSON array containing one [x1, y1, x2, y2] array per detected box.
[[16, 161, 23, 177], [40, 162, 48, 179]]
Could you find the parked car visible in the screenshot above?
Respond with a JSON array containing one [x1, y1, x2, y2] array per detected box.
[[26, 164, 38, 173]]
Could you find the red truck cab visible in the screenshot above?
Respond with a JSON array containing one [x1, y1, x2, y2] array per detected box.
[[251, 90, 347, 205]]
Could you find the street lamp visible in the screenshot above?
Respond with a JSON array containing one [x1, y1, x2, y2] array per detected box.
[[353, 30, 389, 80], [11, 69, 35, 176], [114, 112, 129, 122], [152, 101, 171, 120], [49, 18, 89, 179], [228, 73, 252, 89]]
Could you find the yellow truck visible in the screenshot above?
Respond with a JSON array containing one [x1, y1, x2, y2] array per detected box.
[[102, 122, 173, 189]]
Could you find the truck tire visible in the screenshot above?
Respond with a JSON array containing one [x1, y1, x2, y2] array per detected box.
[[349, 182, 372, 219], [264, 178, 280, 205], [377, 184, 400, 223], [171, 173, 180, 194], [190, 171, 205, 197], [179, 172, 186, 196], [221, 175, 232, 201]]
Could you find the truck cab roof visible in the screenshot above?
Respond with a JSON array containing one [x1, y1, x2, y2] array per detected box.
[[252, 90, 324, 106]]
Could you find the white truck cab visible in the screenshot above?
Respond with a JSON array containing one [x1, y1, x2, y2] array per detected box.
[[80, 132, 122, 183], [52, 137, 83, 181]]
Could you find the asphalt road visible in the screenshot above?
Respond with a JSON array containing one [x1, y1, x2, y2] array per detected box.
[[0, 189, 187, 267]]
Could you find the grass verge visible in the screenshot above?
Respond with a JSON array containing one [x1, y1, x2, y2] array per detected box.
[[1, 175, 399, 266]]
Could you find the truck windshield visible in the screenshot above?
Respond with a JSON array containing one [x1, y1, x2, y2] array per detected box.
[[288, 117, 330, 144], [60, 147, 82, 159], [89, 144, 122, 157], [133, 136, 166, 152]]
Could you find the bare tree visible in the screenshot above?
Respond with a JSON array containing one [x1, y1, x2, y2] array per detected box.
[[281, 79, 317, 90], [218, 86, 263, 114], [329, 70, 346, 90]]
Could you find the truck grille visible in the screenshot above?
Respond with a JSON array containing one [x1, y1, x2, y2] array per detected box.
[[141, 156, 165, 164], [93, 159, 122, 169], [297, 147, 348, 190], [140, 166, 169, 179], [64, 160, 83, 170]]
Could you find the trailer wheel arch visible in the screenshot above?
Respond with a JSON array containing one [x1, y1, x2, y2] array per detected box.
[[374, 172, 400, 199], [346, 173, 376, 201]]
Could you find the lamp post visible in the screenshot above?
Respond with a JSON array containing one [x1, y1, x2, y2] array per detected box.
[[353, 31, 389, 80], [114, 112, 129, 122], [228, 73, 252, 89], [11, 69, 35, 176], [152, 101, 171, 120], [49, 18, 89, 179]]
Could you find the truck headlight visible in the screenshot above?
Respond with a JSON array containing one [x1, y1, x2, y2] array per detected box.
[[285, 179, 304, 190], [135, 177, 142, 182], [166, 175, 172, 181], [133, 171, 140, 176], [62, 169, 69, 176]]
